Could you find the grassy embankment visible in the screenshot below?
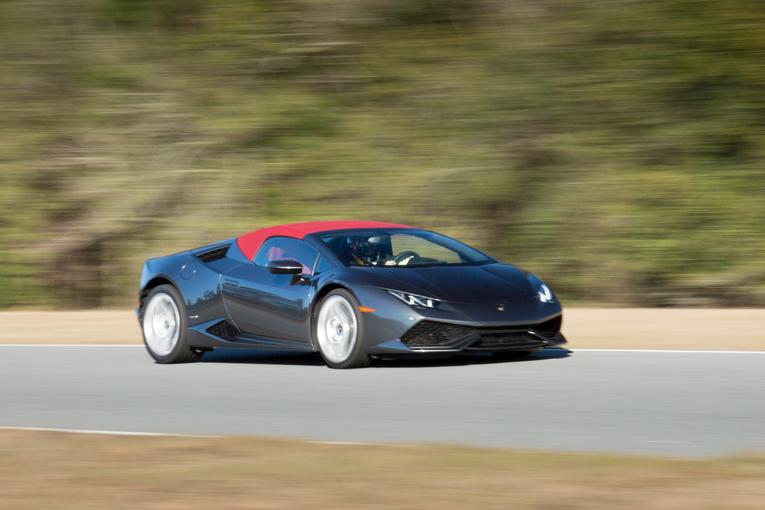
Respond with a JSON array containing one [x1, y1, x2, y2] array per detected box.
[[1, 0, 764, 309]]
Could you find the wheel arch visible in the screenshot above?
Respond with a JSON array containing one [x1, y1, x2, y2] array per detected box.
[[139, 275, 179, 315], [308, 282, 359, 349], [311, 283, 357, 314]]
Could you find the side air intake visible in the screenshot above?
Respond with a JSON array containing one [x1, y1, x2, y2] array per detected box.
[[195, 245, 229, 263], [205, 320, 240, 339]]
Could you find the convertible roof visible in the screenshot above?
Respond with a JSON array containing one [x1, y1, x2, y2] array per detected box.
[[236, 220, 415, 260]]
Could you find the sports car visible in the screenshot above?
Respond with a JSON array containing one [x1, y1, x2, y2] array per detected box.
[[137, 221, 566, 368]]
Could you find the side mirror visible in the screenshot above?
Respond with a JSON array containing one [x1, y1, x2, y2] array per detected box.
[[267, 259, 304, 275]]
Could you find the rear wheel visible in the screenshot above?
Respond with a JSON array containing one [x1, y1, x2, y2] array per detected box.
[[315, 289, 370, 369], [141, 284, 200, 364]]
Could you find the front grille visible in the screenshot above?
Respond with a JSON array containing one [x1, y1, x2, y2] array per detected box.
[[400, 321, 478, 349], [467, 332, 546, 351], [474, 315, 562, 338], [400, 316, 561, 351]]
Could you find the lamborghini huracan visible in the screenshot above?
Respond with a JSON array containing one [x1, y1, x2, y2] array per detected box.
[[138, 221, 565, 368]]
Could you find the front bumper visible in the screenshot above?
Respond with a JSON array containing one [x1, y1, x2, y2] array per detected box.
[[352, 285, 565, 355], [397, 316, 566, 353]]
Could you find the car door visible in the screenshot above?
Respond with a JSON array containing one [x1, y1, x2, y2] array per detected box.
[[221, 236, 318, 342]]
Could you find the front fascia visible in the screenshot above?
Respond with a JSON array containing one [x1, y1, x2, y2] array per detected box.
[[351, 285, 563, 354]]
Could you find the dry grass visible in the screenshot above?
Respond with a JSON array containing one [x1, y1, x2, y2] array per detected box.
[[0, 308, 763, 350], [0, 430, 763, 509]]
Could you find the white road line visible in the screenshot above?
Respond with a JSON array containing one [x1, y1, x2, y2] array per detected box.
[[0, 344, 141, 347], [0, 426, 219, 438], [0, 427, 414, 447], [0, 345, 761, 354], [572, 349, 765, 354]]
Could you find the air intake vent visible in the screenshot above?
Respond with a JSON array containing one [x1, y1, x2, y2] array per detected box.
[[195, 245, 229, 263], [468, 332, 545, 351], [401, 321, 478, 349], [400, 316, 562, 351], [205, 320, 239, 339]]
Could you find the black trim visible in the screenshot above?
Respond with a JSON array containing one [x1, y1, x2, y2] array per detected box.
[[195, 245, 229, 263], [205, 320, 240, 339]]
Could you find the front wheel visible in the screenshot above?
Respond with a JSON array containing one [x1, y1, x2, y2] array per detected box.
[[141, 284, 201, 364], [314, 289, 370, 369]]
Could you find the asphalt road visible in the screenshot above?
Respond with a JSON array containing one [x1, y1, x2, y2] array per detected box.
[[1, 346, 763, 457]]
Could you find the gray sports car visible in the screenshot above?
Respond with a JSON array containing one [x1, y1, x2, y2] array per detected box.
[[137, 220, 565, 368]]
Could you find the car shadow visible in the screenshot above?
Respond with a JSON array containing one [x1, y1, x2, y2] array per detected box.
[[201, 349, 326, 366], [200, 348, 572, 367]]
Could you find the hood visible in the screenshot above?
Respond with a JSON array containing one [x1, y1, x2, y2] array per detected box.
[[351, 263, 537, 303]]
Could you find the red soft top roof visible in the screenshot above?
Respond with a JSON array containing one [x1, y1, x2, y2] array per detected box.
[[236, 220, 416, 260]]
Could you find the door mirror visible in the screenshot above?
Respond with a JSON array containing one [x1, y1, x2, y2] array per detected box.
[[267, 259, 304, 275]]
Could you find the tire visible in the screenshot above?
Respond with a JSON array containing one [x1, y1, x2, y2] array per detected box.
[[141, 284, 201, 364], [314, 289, 370, 369]]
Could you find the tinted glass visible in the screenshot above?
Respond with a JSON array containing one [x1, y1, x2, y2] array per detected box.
[[253, 237, 319, 275], [319, 230, 492, 268]]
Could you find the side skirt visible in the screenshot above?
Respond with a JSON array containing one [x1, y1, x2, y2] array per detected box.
[[186, 318, 316, 352]]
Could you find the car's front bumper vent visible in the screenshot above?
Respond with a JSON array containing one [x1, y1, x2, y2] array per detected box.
[[467, 332, 546, 351], [400, 321, 478, 349], [400, 316, 564, 352]]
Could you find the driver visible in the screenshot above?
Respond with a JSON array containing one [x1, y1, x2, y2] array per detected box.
[[348, 235, 389, 266]]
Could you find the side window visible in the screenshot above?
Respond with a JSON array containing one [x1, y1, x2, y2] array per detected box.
[[313, 255, 334, 275], [390, 234, 461, 263], [253, 237, 319, 275]]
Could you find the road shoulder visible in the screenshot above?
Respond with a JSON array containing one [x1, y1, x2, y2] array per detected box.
[[0, 308, 762, 350]]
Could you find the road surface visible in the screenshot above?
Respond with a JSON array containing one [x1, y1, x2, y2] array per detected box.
[[1, 346, 763, 456]]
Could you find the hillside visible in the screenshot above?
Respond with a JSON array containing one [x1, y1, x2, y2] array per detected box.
[[1, 0, 764, 307]]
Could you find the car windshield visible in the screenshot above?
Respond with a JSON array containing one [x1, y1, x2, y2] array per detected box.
[[318, 230, 493, 268]]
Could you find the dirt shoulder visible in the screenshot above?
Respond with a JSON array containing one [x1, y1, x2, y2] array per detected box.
[[0, 308, 762, 350], [564, 308, 764, 350], [1, 429, 763, 510]]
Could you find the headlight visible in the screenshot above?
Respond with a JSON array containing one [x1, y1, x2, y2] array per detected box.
[[538, 283, 554, 303], [387, 290, 441, 308], [527, 273, 555, 303]]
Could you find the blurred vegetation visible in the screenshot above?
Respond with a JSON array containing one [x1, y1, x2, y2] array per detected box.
[[1, 0, 764, 308]]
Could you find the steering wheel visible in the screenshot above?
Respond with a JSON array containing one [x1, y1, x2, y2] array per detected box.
[[394, 251, 419, 265]]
